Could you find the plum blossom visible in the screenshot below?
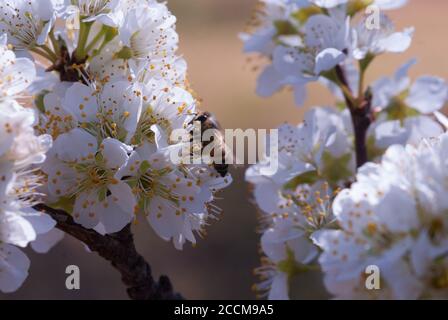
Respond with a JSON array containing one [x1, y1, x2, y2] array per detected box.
[[43, 130, 137, 233], [370, 59, 448, 147], [247, 108, 353, 299], [0, 0, 231, 297], [67, 0, 121, 26], [0, 0, 64, 50], [23, 0, 232, 250], [0, 35, 35, 100], [256, 13, 350, 105], [242, 0, 414, 106], [352, 13, 414, 60], [0, 37, 58, 292], [117, 126, 231, 249], [88, 0, 186, 86], [252, 182, 335, 299], [314, 133, 448, 299], [244, 0, 448, 301]]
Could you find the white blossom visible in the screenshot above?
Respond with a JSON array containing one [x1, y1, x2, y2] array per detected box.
[[0, 0, 64, 50], [116, 125, 231, 249], [247, 108, 352, 299], [0, 38, 57, 292], [371, 59, 447, 147], [352, 13, 414, 60], [309, 0, 408, 9], [314, 133, 448, 299]]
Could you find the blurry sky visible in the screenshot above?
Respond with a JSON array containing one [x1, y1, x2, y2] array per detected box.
[[2, 0, 448, 300]]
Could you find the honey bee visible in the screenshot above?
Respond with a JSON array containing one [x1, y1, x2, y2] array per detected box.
[[190, 112, 229, 177]]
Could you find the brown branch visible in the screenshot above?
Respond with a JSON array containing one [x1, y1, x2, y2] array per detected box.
[[349, 90, 373, 168], [335, 65, 373, 168], [33, 203, 183, 300]]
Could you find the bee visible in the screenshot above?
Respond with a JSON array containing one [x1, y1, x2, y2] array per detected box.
[[190, 112, 229, 177]]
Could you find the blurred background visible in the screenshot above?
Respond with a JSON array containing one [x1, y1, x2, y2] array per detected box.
[[2, 0, 448, 300]]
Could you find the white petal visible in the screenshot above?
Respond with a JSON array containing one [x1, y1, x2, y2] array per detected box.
[[0, 211, 36, 247], [97, 199, 133, 234], [315, 48, 346, 74], [73, 192, 101, 229], [256, 65, 284, 97], [101, 138, 130, 170], [1, 57, 36, 97], [377, 28, 414, 54], [268, 273, 289, 300], [63, 83, 98, 123], [31, 229, 64, 254], [406, 76, 448, 113], [0, 244, 30, 293], [22, 211, 55, 235], [108, 182, 137, 216]]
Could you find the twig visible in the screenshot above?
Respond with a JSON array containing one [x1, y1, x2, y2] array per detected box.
[[33, 203, 184, 300], [349, 90, 373, 168], [335, 65, 373, 168]]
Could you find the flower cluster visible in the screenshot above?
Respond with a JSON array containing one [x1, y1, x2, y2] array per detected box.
[[247, 107, 352, 299], [0, 0, 232, 250], [0, 0, 232, 296], [314, 133, 448, 299], [241, 0, 412, 106], [244, 0, 448, 299], [0, 35, 62, 293]]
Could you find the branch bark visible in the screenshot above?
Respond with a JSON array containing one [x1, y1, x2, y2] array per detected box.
[[33, 203, 183, 300], [349, 93, 372, 168], [335, 65, 373, 168]]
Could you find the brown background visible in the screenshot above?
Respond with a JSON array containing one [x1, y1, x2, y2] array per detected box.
[[2, 0, 448, 300]]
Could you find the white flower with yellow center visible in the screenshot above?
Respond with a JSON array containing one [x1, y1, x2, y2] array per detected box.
[[253, 182, 336, 299], [314, 133, 448, 299], [0, 0, 63, 50], [0, 37, 58, 292], [62, 79, 143, 144], [43, 129, 137, 233], [131, 80, 195, 146], [0, 34, 35, 100], [352, 13, 413, 60], [67, 0, 119, 26], [89, 1, 186, 86], [117, 125, 231, 249]]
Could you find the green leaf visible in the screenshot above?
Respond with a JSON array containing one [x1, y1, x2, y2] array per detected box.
[[283, 170, 319, 190], [320, 151, 353, 185]]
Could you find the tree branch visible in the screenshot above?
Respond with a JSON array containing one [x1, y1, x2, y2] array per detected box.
[[33, 203, 184, 300], [335, 65, 373, 168], [349, 92, 372, 168]]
